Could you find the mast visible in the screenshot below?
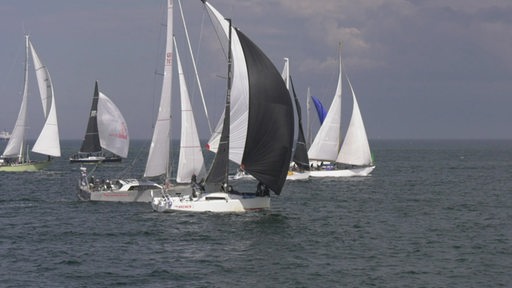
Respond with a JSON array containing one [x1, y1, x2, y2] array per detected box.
[[19, 35, 30, 162], [224, 19, 233, 188], [306, 86, 311, 147], [20, 35, 29, 162], [337, 42, 343, 149]]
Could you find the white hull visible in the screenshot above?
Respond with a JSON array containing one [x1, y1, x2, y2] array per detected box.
[[309, 166, 375, 177], [77, 170, 163, 202], [77, 183, 162, 202], [286, 170, 310, 180], [152, 191, 270, 213]]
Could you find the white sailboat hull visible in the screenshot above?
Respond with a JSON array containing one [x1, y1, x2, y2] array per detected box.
[[309, 166, 375, 177], [286, 170, 310, 180], [152, 192, 270, 213], [77, 184, 162, 202], [77, 170, 163, 202], [78, 188, 154, 202]]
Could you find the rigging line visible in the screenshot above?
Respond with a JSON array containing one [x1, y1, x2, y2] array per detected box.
[[177, 0, 212, 134], [202, 3, 228, 61], [150, 1, 167, 132], [116, 139, 151, 179]]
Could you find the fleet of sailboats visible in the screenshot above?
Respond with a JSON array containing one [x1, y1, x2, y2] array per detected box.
[[1, 2, 376, 211], [0, 35, 61, 172]]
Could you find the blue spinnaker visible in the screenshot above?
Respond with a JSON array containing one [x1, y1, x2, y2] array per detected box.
[[311, 96, 327, 124]]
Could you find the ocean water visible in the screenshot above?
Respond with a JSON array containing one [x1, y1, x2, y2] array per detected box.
[[0, 139, 511, 287]]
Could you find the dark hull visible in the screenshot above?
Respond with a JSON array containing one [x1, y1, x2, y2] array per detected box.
[[69, 157, 122, 163], [69, 153, 122, 163]]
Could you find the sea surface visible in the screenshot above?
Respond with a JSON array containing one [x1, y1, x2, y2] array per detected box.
[[0, 139, 511, 287]]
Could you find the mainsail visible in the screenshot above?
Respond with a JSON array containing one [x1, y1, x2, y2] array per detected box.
[[308, 46, 343, 162], [80, 82, 102, 154], [2, 35, 30, 160], [144, 0, 174, 178]]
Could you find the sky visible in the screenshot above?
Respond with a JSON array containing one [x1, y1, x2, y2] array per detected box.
[[1, 0, 511, 141]]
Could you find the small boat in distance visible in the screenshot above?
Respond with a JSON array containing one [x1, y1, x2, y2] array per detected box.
[[70, 81, 128, 163], [0, 130, 10, 141], [0, 35, 61, 172]]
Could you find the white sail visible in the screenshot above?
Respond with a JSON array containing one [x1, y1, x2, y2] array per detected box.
[[205, 2, 249, 165], [337, 76, 372, 166], [2, 35, 30, 159], [174, 39, 206, 183], [97, 92, 129, 158], [144, 0, 173, 178], [308, 48, 343, 162], [281, 57, 290, 89], [30, 40, 61, 157]]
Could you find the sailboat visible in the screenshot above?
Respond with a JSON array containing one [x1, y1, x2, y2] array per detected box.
[[144, 0, 206, 191], [0, 130, 11, 141], [69, 81, 127, 163], [76, 82, 146, 201], [0, 35, 61, 172], [282, 58, 310, 180], [151, 0, 294, 213], [78, 0, 206, 202], [308, 44, 375, 177]]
